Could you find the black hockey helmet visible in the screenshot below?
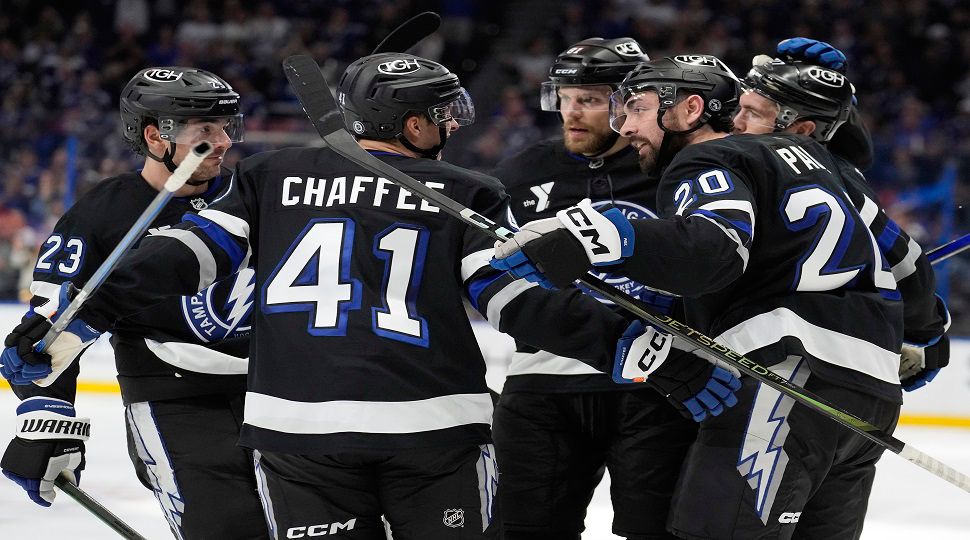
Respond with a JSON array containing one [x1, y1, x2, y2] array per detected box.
[[609, 55, 741, 135], [540, 37, 649, 112], [742, 57, 852, 142], [336, 53, 473, 158], [120, 67, 243, 170]]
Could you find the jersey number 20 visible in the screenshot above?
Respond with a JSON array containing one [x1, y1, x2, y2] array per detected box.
[[263, 218, 430, 347]]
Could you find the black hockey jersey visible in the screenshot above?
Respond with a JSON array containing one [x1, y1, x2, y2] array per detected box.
[[78, 149, 624, 454], [14, 170, 250, 406], [617, 133, 905, 403], [492, 139, 674, 393]]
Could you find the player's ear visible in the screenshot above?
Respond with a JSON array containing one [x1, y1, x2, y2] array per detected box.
[[791, 119, 817, 137], [684, 94, 706, 126], [143, 124, 165, 152], [404, 114, 423, 138]]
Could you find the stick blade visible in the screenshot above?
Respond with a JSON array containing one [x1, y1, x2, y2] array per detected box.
[[282, 54, 346, 137], [372, 11, 441, 54]]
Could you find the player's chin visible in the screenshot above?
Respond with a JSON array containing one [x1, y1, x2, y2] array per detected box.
[[191, 162, 221, 181]]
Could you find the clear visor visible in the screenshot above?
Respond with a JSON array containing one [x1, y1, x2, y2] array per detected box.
[[734, 85, 791, 133], [608, 88, 657, 133], [428, 87, 475, 127], [540, 82, 613, 112], [158, 114, 245, 145]]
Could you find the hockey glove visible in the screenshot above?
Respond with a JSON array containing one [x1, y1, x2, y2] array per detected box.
[[0, 282, 101, 386], [777, 37, 847, 73], [1, 397, 89, 506], [899, 334, 950, 392], [491, 199, 635, 289], [614, 320, 741, 422]]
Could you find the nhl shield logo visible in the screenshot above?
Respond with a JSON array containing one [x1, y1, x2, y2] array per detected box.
[[443, 509, 464, 528], [190, 197, 208, 210]]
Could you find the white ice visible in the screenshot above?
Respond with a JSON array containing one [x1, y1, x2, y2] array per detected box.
[[2, 388, 969, 539]]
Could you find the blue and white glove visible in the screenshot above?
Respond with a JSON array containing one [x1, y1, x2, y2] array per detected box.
[[614, 320, 742, 422], [1, 397, 89, 506], [899, 334, 949, 392], [0, 282, 101, 386], [491, 199, 635, 289], [777, 37, 847, 73]]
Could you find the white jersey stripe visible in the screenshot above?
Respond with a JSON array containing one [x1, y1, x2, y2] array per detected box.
[[143, 339, 249, 375], [149, 229, 218, 291], [244, 392, 493, 435], [198, 208, 251, 239], [461, 249, 494, 282], [715, 307, 900, 384], [505, 350, 601, 377], [697, 199, 756, 234], [891, 237, 921, 281], [484, 279, 538, 331], [693, 214, 750, 271]]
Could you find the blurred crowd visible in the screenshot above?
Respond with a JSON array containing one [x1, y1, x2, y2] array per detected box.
[[0, 0, 967, 330]]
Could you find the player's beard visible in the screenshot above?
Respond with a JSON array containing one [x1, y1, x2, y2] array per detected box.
[[636, 133, 688, 174], [562, 121, 615, 155]]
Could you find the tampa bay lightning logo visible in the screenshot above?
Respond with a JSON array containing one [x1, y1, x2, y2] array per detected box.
[[180, 267, 255, 342], [582, 200, 674, 310]]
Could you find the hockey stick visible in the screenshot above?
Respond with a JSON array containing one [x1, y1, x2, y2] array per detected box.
[[372, 11, 441, 54], [927, 233, 970, 265], [38, 142, 213, 353], [282, 54, 970, 493], [54, 473, 147, 540]]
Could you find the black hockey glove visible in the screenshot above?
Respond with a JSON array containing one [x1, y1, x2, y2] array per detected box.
[[491, 199, 634, 289], [1, 397, 89, 506], [899, 334, 949, 392], [613, 320, 741, 422]]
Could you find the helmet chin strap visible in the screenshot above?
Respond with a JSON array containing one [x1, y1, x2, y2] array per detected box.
[[398, 125, 448, 159], [146, 142, 210, 187], [146, 141, 180, 173]]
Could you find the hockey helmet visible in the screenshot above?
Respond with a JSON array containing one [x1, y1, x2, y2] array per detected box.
[[336, 53, 474, 141], [120, 67, 244, 156], [741, 57, 852, 142], [609, 55, 741, 134], [541, 37, 649, 112]]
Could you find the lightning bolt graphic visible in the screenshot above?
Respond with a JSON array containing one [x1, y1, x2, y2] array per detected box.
[[225, 268, 255, 332], [735, 357, 810, 524]]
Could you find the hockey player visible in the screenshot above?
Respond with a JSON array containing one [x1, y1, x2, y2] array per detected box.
[[492, 55, 911, 538], [489, 38, 698, 540], [0, 67, 267, 539], [0, 53, 650, 539], [733, 52, 950, 393]]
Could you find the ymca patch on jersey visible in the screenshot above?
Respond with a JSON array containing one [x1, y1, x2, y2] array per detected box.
[[180, 267, 255, 342]]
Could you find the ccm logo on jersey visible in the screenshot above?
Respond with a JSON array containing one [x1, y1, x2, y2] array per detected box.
[[378, 58, 421, 75], [286, 519, 356, 538], [778, 512, 801, 524]]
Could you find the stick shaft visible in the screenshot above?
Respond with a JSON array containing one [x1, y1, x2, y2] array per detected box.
[[54, 473, 148, 539], [39, 142, 213, 349], [927, 233, 970, 265]]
